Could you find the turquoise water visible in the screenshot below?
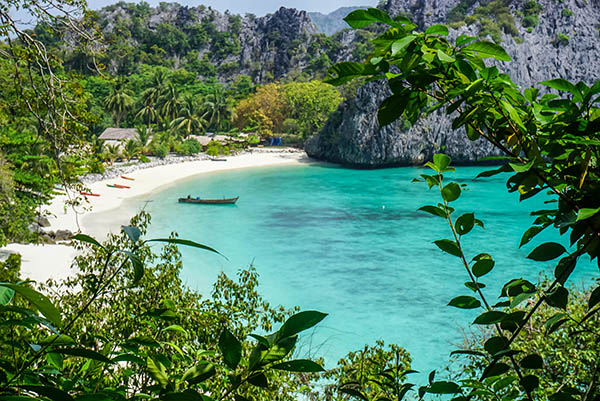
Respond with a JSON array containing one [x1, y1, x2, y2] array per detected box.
[[138, 163, 595, 374]]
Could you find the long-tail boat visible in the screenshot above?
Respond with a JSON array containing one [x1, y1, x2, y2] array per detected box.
[[121, 175, 135, 180], [178, 196, 239, 205], [80, 192, 100, 197], [107, 184, 130, 189]]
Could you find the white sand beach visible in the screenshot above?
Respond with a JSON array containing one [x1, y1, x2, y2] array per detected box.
[[2, 149, 313, 282]]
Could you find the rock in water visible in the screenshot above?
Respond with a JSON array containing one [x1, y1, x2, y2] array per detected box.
[[306, 0, 600, 167]]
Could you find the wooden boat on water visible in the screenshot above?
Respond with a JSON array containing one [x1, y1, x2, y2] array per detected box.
[[178, 196, 239, 205]]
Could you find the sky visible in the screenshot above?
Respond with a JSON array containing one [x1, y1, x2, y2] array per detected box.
[[86, 0, 378, 16]]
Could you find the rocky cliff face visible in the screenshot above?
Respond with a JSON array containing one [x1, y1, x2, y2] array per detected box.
[[96, 4, 321, 82], [306, 0, 600, 167]]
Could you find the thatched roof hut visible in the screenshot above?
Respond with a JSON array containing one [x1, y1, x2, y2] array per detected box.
[[98, 128, 139, 141]]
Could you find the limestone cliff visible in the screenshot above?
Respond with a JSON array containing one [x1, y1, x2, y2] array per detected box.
[[305, 0, 600, 167]]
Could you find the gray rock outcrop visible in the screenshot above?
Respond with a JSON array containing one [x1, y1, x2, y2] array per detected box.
[[306, 0, 600, 167]]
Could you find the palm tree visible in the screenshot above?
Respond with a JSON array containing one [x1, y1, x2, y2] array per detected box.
[[136, 104, 158, 128], [103, 144, 121, 164], [138, 71, 167, 127], [170, 95, 207, 138], [202, 88, 232, 131], [105, 79, 134, 127], [157, 83, 181, 125], [122, 139, 141, 161], [135, 127, 152, 154]]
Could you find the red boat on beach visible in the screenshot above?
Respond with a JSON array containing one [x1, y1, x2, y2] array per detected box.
[[107, 184, 130, 189], [80, 192, 100, 197], [121, 175, 135, 180]]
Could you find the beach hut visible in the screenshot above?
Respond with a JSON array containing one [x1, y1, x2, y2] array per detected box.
[[98, 128, 140, 147]]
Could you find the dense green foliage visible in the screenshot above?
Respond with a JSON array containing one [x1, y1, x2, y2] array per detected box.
[[325, 7, 600, 401], [0, 213, 329, 400], [233, 81, 342, 138]]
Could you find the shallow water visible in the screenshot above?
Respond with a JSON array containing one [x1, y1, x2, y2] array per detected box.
[[134, 163, 596, 374]]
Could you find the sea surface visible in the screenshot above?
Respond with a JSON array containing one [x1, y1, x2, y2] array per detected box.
[[135, 163, 596, 375]]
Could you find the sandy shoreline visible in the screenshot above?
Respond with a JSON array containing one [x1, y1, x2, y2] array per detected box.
[[2, 149, 314, 282]]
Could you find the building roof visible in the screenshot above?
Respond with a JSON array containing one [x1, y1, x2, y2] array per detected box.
[[98, 128, 139, 141]]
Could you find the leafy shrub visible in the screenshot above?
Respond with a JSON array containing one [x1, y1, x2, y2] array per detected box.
[[206, 141, 230, 156], [179, 138, 203, 155], [151, 142, 169, 158], [557, 32, 570, 45], [562, 8, 574, 17]]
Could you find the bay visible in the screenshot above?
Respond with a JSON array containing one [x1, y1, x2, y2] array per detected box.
[[139, 163, 595, 373]]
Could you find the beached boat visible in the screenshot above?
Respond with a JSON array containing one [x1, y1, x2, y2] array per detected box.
[[80, 192, 100, 197], [107, 184, 130, 189], [178, 196, 239, 205], [210, 158, 227, 162], [121, 175, 135, 180]]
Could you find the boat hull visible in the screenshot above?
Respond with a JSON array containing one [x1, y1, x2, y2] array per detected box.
[[178, 197, 239, 205]]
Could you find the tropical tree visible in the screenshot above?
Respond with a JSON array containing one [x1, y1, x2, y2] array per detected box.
[[105, 78, 134, 127], [171, 95, 207, 138], [135, 126, 153, 154], [202, 87, 232, 131], [103, 143, 121, 163], [157, 82, 181, 125], [122, 139, 141, 161]]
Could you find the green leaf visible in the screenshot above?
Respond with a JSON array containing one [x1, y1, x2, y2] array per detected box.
[[554, 256, 576, 285], [19, 385, 74, 401], [146, 238, 224, 258], [426, 24, 449, 36], [72, 234, 104, 249], [472, 254, 495, 277], [540, 79, 581, 100], [527, 242, 566, 261], [279, 310, 327, 339], [520, 354, 543, 369], [473, 311, 508, 325], [120, 251, 144, 283], [509, 159, 534, 173], [391, 35, 417, 56], [520, 226, 545, 247], [426, 381, 461, 394], [324, 62, 376, 86], [481, 362, 510, 379], [520, 375, 540, 393], [455, 213, 475, 235], [544, 313, 569, 333], [0, 283, 61, 326], [433, 154, 451, 170], [462, 41, 511, 61], [147, 357, 169, 388], [378, 94, 409, 126], [418, 205, 447, 218], [448, 296, 481, 309], [344, 8, 396, 28], [182, 361, 216, 384], [465, 281, 486, 291], [49, 348, 113, 364], [546, 286, 568, 309], [0, 286, 15, 306], [576, 207, 600, 221], [248, 372, 268, 388], [433, 239, 462, 257], [121, 225, 141, 243], [442, 183, 461, 202], [339, 387, 368, 401], [219, 328, 242, 370], [587, 286, 600, 310], [272, 359, 324, 372], [437, 49, 455, 63]]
